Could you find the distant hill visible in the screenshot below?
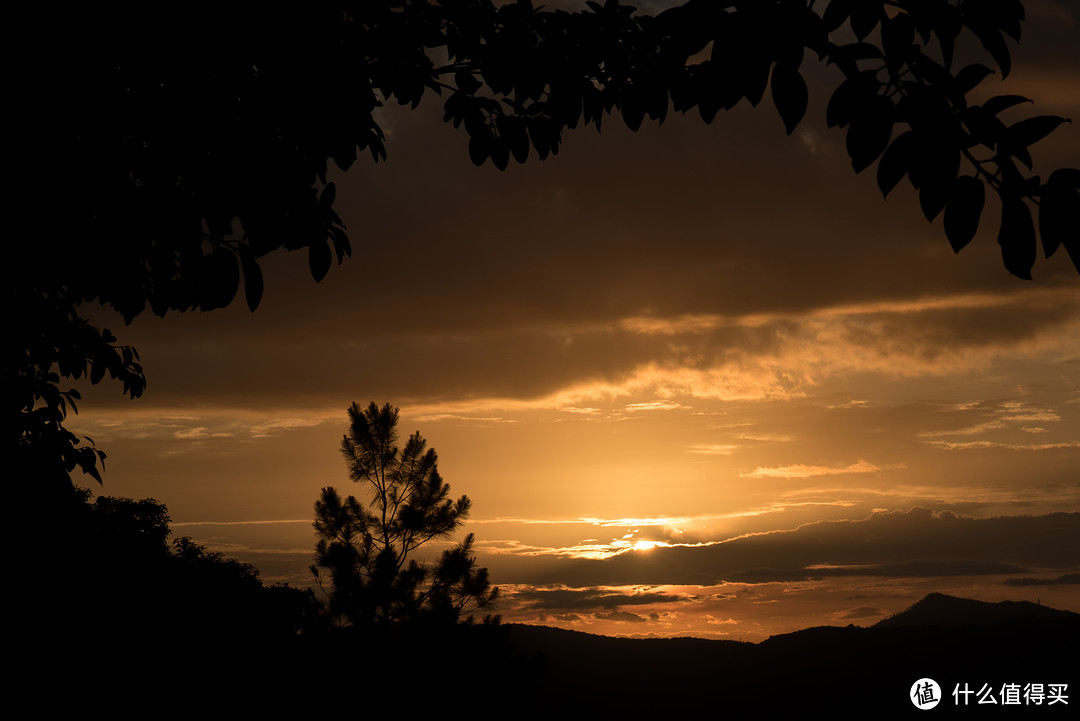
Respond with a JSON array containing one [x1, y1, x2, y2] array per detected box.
[[505, 593, 1079, 716], [874, 591, 1078, 628]]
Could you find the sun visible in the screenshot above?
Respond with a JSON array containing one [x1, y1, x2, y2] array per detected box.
[[631, 539, 662, 552]]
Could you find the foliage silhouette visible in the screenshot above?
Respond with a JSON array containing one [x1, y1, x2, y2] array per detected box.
[[20, 487, 326, 712], [311, 402, 498, 625], [11, 1, 1078, 492], [45, 488, 317, 638]]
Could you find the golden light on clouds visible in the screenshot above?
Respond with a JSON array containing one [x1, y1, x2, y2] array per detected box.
[[741, 459, 885, 479]]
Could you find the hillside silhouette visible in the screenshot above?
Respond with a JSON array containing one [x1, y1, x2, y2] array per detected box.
[[506, 593, 1078, 716], [874, 591, 1077, 628]]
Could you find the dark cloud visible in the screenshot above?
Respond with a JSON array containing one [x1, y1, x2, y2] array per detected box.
[[517, 509, 1080, 587], [835, 606, 886, 620], [596, 610, 648, 623], [77, 283, 1080, 411], [512, 587, 682, 612], [1003, 573, 1080, 586], [725, 561, 1029, 584]]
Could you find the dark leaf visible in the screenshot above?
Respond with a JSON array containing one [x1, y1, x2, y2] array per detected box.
[[877, 131, 915, 197], [203, 250, 240, 311], [319, 182, 336, 212], [982, 95, 1032, 117], [240, 252, 264, 312], [329, 226, 352, 262], [826, 42, 884, 77], [936, 5, 962, 70], [919, 180, 951, 222], [826, 71, 877, 129], [1048, 168, 1080, 189], [743, 55, 773, 107], [1038, 184, 1079, 260], [850, 0, 882, 40], [468, 133, 490, 166], [996, 0, 1026, 41], [309, 240, 332, 283], [847, 96, 894, 173], [1005, 115, 1070, 151], [621, 87, 645, 132], [954, 64, 994, 96], [455, 68, 482, 95], [822, 0, 852, 32], [998, 200, 1036, 279], [970, 24, 1012, 77], [333, 143, 357, 172], [506, 121, 529, 164], [943, 176, 985, 253], [826, 78, 856, 129], [490, 138, 510, 171], [962, 105, 1007, 149], [771, 64, 807, 135], [1064, 235, 1080, 274], [881, 12, 914, 70]]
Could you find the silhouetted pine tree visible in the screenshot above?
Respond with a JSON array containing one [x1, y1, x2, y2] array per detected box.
[[312, 402, 498, 626]]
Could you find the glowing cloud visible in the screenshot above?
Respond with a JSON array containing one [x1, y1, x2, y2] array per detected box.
[[741, 459, 883, 479]]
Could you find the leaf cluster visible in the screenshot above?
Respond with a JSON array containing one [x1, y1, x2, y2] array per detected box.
[[430, 0, 1078, 277], [821, 0, 1077, 278], [7, 289, 145, 490]]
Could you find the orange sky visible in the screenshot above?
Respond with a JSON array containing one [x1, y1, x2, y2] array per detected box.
[[70, 0, 1079, 641]]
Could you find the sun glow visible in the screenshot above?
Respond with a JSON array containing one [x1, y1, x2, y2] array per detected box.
[[630, 539, 663, 552]]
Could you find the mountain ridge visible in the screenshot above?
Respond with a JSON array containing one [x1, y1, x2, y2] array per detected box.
[[503, 592, 1078, 715]]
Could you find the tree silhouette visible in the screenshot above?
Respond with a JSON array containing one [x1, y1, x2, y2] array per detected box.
[[24, 487, 322, 713], [311, 402, 498, 625], [12, 1, 1078, 492]]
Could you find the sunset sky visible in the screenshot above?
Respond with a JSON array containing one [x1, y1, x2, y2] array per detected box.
[[71, 1, 1078, 642]]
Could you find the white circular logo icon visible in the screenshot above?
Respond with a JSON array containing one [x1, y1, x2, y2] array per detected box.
[[911, 678, 942, 710]]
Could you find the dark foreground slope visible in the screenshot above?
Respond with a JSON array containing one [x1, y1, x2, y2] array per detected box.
[[506, 594, 1078, 717]]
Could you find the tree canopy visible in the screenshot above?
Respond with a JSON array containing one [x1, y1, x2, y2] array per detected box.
[[312, 402, 498, 625], [11, 0, 1079, 490]]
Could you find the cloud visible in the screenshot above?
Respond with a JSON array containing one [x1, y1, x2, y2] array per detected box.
[[174, 427, 210, 439], [597, 610, 648, 623], [919, 421, 1006, 438], [411, 413, 517, 424], [733, 432, 794, 443], [835, 606, 887, 620], [1002, 573, 1080, 586], [725, 560, 1029, 583], [625, 400, 690, 412], [512, 509, 1080, 587], [741, 459, 882, 479], [249, 417, 331, 437], [689, 444, 741, 456], [924, 441, 1080, 451], [80, 283, 1080, 414], [510, 587, 683, 612], [705, 615, 739, 625]]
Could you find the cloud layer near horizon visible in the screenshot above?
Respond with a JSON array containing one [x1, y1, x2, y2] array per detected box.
[[490, 508, 1080, 586]]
